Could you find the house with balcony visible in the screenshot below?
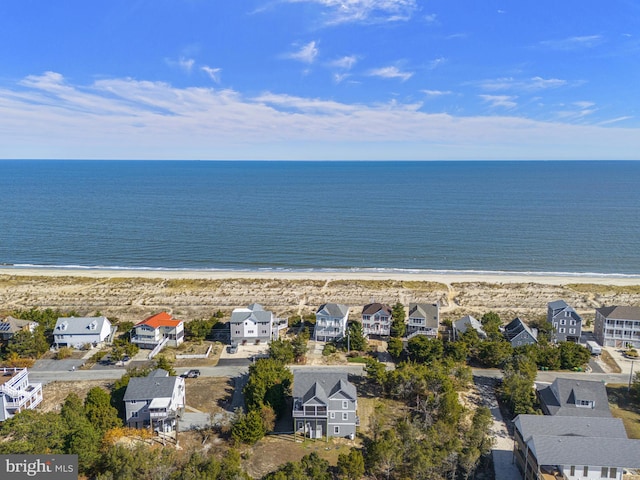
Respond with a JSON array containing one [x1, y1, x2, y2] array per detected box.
[[594, 305, 640, 348], [292, 370, 358, 440], [536, 377, 611, 417], [0, 367, 43, 422], [503, 317, 538, 348], [53, 316, 113, 349], [547, 300, 582, 343], [314, 303, 349, 342], [453, 315, 487, 340], [0, 317, 39, 341], [513, 414, 640, 480], [406, 303, 439, 339], [131, 312, 184, 350], [361, 303, 392, 337], [230, 303, 287, 347], [123, 369, 185, 432]]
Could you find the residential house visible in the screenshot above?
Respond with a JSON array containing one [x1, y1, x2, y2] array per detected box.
[[131, 312, 185, 349], [361, 303, 392, 337], [406, 303, 439, 338], [0, 316, 38, 341], [547, 300, 582, 343], [230, 303, 287, 347], [0, 367, 43, 422], [503, 317, 538, 347], [536, 377, 611, 417], [453, 315, 487, 340], [123, 369, 185, 432], [314, 303, 349, 342], [513, 414, 640, 480], [53, 316, 113, 349], [594, 305, 640, 348], [292, 370, 358, 440]]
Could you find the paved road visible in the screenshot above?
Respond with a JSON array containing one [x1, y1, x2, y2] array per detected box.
[[471, 367, 629, 385]]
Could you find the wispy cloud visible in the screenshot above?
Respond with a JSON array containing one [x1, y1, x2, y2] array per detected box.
[[165, 57, 196, 73], [477, 76, 567, 92], [539, 35, 604, 50], [368, 66, 413, 81], [201, 66, 222, 83], [597, 116, 633, 126], [285, 41, 319, 64], [422, 89, 452, 97], [479, 94, 518, 109], [429, 57, 446, 70], [329, 55, 358, 70], [282, 0, 418, 25]]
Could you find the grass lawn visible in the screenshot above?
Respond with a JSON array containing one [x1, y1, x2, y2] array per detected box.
[[607, 384, 640, 439]]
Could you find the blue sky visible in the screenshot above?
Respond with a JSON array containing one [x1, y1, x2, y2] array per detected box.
[[1, 0, 640, 160]]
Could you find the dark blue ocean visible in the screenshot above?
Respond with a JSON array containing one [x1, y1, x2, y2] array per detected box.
[[1, 160, 639, 276]]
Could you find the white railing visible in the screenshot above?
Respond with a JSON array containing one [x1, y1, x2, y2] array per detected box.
[[148, 337, 170, 359]]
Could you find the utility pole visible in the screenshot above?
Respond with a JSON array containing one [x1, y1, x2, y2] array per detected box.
[[629, 359, 636, 392]]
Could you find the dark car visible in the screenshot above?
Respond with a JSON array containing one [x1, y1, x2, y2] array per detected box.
[[181, 369, 201, 378]]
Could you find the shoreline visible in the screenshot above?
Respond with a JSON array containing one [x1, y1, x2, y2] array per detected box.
[[2, 266, 640, 286]]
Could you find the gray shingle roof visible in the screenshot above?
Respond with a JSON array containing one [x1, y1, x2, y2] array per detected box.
[[548, 299, 569, 310], [514, 414, 627, 439], [54, 316, 110, 335], [362, 303, 392, 316], [230, 304, 273, 324], [504, 317, 537, 343], [596, 305, 640, 320], [293, 370, 357, 402], [528, 435, 640, 468], [123, 370, 179, 401], [537, 378, 611, 417], [0, 317, 38, 334], [453, 315, 487, 337], [408, 303, 439, 328], [316, 303, 349, 318]]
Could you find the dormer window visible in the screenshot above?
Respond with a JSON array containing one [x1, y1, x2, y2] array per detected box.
[[577, 399, 594, 408]]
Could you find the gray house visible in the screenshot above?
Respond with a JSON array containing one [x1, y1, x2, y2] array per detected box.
[[0, 317, 38, 341], [314, 303, 349, 342], [453, 315, 487, 340], [536, 377, 611, 417], [406, 303, 439, 338], [503, 317, 538, 347], [230, 303, 287, 347], [513, 414, 640, 480], [123, 369, 185, 432], [292, 370, 358, 440], [594, 305, 640, 348], [547, 300, 582, 343]]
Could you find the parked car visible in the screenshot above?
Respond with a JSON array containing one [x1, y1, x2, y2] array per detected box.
[[180, 369, 201, 378]]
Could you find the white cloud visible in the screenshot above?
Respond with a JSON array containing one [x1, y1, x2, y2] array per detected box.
[[283, 0, 417, 25], [201, 66, 222, 83], [165, 57, 196, 73], [421, 89, 452, 97], [478, 76, 567, 92], [424, 13, 438, 24], [368, 66, 413, 81], [539, 35, 604, 50], [329, 55, 358, 70], [597, 116, 633, 126], [479, 94, 518, 109], [286, 41, 319, 64], [429, 57, 446, 70]]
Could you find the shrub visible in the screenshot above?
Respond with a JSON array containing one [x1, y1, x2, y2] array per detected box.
[[322, 343, 337, 356], [56, 347, 74, 360]]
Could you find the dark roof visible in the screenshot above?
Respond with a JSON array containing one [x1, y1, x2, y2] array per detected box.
[[408, 303, 439, 328], [0, 317, 38, 334], [362, 303, 392, 316], [316, 303, 349, 318], [504, 317, 537, 343], [123, 370, 180, 401], [293, 370, 357, 402], [548, 299, 569, 310], [514, 414, 627, 439], [537, 378, 611, 417], [596, 305, 640, 320]]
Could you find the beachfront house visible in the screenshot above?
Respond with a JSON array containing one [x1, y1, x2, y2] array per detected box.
[[0, 367, 43, 422], [0, 316, 38, 341], [230, 303, 288, 347], [53, 316, 114, 349], [406, 303, 439, 338], [131, 312, 185, 350], [292, 370, 358, 440], [513, 414, 640, 480], [314, 303, 349, 342], [453, 315, 487, 340], [547, 300, 582, 343], [594, 305, 640, 348], [361, 303, 392, 337], [123, 369, 185, 432], [536, 377, 611, 417], [503, 317, 538, 347]]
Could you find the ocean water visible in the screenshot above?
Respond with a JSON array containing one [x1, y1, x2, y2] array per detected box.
[[0, 160, 639, 276]]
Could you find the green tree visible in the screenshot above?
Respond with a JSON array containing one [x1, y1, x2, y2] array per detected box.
[[501, 355, 537, 415], [390, 302, 406, 338], [559, 341, 591, 370], [231, 409, 265, 445], [365, 358, 387, 386], [6, 328, 50, 358], [84, 386, 122, 433], [337, 448, 365, 480], [387, 337, 404, 359], [268, 338, 295, 363], [0, 410, 66, 454], [154, 355, 176, 376], [61, 393, 101, 474], [476, 339, 513, 367], [185, 317, 219, 341], [243, 358, 293, 416], [347, 322, 367, 352], [481, 311, 502, 338], [292, 329, 309, 360], [407, 336, 444, 364]]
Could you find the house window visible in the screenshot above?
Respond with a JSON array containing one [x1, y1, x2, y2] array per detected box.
[[583, 466, 588, 476], [334, 426, 340, 434], [297, 421, 303, 430], [602, 467, 608, 477], [570, 320, 577, 326], [610, 467, 617, 478], [247, 330, 254, 334], [132, 411, 138, 418], [570, 466, 575, 476], [560, 319, 566, 325], [342, 412, 348, 420], [330, 412, 335, 419], [569, 328, 575, 334], [342, 401, 348, 409], [559, 328, 565, 333]]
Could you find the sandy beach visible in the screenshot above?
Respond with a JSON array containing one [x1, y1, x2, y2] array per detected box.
[[1, 267, 640, 323]]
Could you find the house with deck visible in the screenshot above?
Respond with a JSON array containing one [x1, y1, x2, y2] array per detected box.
[[0, 367, 43, 422], [131, 312, 184, 350], [361, 303, 392, 337], [406, 303, 439, 338], [123, 369, 185, 432], [503, 317, 538, 347], [453, 315, 487, 340], [292, 370, 358, 440], [314, 303, 349, 342], [536, 377, 611, 417], [53, 316, 113, 349], [0, 317, 39, 341], [547, 300, 582, 343], [513, 414, 640, 480], [230, 303, 287, 347], [594, 305, 640, 348]]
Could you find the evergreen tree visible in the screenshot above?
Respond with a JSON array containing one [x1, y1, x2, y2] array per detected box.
[[84, 386, 122, 433]]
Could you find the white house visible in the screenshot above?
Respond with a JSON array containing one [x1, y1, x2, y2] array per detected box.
[[123, 369, 185, 432], [0, 367, 43, 422], [361, 303, 392, 337], [131, 312, 184, 349], [314, 303, 349, 342], [53, 316, 113, 349], [230, 303, 287, 347]]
